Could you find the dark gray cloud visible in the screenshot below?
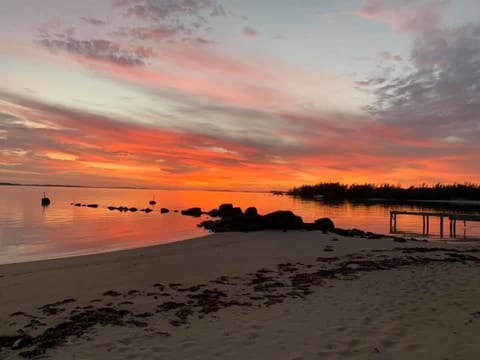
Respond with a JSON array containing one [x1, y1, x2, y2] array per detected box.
[[38, 36, 153, 67], [112, 0, 225, 45], [362, 22, 480, 145], [80, 17, 106, 26], [115, 0, 224, 22]]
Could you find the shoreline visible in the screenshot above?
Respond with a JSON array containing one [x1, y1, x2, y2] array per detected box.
[[0, 233, 213, 267], [2, 230, 480, 359]]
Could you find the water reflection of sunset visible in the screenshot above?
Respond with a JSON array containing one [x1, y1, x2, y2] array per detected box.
[[2, 186, 480, 265]]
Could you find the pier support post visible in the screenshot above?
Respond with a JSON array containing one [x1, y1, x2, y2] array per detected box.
[[440, 216, 444, 238]]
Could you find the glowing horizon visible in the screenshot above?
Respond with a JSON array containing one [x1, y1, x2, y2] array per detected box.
[[1, 0, 480, 191]]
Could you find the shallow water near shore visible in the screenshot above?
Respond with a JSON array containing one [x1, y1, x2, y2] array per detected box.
[[1, 185, 480, 265]]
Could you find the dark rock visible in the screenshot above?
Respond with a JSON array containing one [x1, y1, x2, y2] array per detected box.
[[160, 208, 169, 214], [144, 208, 152, 213], [129, 207, 138, 212], [218, 203, 233, 217], [87, 204, 98, 208], [107, 206, 116, 211], [207, 209, 219, 217], [181, 207, 202, 217], [261, 210, 304, 230], [241, 215, 263, 232], [332, 228, 349, 236], [217, 204, 243, 218], [74, 203, 81, 207], [245, 206, 258, 217], [199, 220, 215, 230], [332, 228, 365, 237], [231, 207, 243, 217], [349, 228, 365, 237], [313, 217, 335, 232]]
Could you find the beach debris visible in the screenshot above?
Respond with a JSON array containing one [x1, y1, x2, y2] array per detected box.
[[38, 299, 75, 316], [10, 312, 29, 318], [250, 270, 286, 293], [2, 246, 480, 359], [170, 307, 193, 326], [157, 301, 187, 312], [119, 301, 134, 306], [17, 307, 133, 358], [152, 283, 165, 291], [323, 246, 334, 252], [277, 263, 299, 273], [135, 312, 153, 318]]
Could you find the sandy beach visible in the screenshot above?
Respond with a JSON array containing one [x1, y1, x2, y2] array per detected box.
[[1, 230, 480, 359]]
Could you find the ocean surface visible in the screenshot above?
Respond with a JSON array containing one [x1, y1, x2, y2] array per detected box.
[[1, 186, 480, 265]]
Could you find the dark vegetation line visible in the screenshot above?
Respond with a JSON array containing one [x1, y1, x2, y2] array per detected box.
[[289, 182, 480, 202]]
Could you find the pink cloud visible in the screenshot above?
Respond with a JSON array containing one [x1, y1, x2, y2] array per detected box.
[[243, 26, 258, 37], [377, 51, 403, 62], [358, 0, 446, 34]]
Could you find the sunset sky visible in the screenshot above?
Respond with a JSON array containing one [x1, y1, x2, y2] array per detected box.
[[1, 0, 480, 190]]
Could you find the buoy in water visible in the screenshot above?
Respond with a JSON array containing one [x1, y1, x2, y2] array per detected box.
[[41, 192, 51, 206], [149, 195, 156, 206]]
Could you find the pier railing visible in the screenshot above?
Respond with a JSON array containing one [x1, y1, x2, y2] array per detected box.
[[390, 211, 480, 238]]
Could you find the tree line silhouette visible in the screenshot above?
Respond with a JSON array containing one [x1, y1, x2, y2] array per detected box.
[[288, 182, 480, 202]]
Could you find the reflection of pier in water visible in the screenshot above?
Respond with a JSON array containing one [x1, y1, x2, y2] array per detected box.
[[390, 211, 480, 238]]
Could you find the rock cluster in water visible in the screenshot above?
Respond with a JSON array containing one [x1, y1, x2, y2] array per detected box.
[[71, 203, 98, 208], [181, 203, 336, 233]]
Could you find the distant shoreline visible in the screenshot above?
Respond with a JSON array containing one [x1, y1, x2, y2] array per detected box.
[[0, 183, 269, 193]]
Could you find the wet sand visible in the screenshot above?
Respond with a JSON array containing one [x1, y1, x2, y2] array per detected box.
[[1, 231, 480, 359]]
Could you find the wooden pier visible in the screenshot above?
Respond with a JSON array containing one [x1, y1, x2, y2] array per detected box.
[[390, 211, 480, 238]]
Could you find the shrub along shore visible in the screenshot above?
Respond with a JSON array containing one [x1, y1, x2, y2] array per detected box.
[[288, 182, 480, 203]]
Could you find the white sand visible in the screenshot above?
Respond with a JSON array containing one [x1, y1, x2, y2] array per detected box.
[[1, 231, 480, 359]]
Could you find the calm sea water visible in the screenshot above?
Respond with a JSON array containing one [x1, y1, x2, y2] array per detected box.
[[1, 186, 480, 265]]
